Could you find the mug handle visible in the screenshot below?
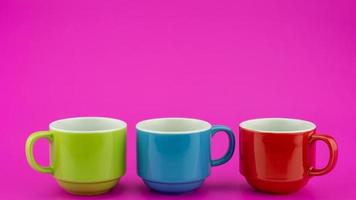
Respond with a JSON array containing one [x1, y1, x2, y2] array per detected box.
[[210, 125, 236, 166], [308, 134, 338, 176], [25, 131, 53, 174]]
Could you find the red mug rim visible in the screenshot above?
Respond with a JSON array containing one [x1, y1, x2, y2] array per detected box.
[[239, 118, 316, 134]]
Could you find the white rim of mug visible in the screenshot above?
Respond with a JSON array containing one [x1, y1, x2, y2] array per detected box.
[[136, 117, 212, 134], [49, 117, 127, 133]]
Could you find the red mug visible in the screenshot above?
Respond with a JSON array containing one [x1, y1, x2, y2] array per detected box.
[[239, 118, 338, 194]]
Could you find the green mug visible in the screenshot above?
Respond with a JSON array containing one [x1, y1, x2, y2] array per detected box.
[[25, 117, 126, 195]]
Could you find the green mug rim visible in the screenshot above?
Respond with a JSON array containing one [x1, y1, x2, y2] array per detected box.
[[49, 117, 127, 133]]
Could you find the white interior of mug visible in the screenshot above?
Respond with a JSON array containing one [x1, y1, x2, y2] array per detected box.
[[239, 118, 316, 133], [136, 118, 211, 134], [50, 117, 127, 133]]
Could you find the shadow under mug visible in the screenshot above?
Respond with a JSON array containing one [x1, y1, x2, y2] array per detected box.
[[25, 117, 127, 195], [239, 118, 338, 194], [136, 117, 236, 193]]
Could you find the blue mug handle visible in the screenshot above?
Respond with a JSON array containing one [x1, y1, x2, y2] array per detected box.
[[210, 125, 236, 166]]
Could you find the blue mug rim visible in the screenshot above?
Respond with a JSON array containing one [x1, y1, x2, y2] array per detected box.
[[136, 117, 212, 134]]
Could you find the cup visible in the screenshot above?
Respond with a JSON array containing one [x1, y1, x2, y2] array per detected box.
[[136, 117, 235, 193], [25, 117, 127, 195], [239, 118, 338, 194]]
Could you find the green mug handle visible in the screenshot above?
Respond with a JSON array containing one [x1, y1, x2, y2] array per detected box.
[[25, 131, 53, 174]]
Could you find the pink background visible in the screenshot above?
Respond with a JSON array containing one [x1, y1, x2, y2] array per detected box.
[[1, 0, 355, 199]]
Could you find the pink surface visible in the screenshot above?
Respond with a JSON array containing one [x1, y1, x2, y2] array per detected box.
[[1, 0, 355, 199]]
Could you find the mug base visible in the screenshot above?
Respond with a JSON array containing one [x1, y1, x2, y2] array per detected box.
[[56, 178, 119, 196], [244, 177, 309, 194], [143, 179, 205, 193]]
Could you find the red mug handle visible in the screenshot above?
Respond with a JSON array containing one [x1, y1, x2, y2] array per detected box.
[[308, 134, 338, 176]]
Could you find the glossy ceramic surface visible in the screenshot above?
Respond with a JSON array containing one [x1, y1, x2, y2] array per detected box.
[[136, 118, 235, 193], [57, 178, 119, 196], [25, 117, 127, 195], [239, 118, 338, 194]]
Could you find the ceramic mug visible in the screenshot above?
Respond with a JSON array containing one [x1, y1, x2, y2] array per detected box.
[[239, 118, 338, 194], [136, 117, 235, 193], [25, 117, 127, 195]]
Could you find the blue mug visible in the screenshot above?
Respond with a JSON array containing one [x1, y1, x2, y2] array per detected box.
[[136, 118, 235, 193]]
